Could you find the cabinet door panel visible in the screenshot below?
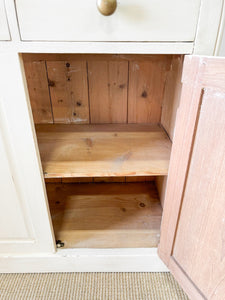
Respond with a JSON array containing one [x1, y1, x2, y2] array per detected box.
[[0, 0, 10, 40], [159, 56, 225, 300], [0, 129, 29, 239], [0, 53, 55, 254]]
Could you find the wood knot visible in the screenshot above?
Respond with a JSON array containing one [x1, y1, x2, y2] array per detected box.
[[141, 91, 148, 98], [85, 138, 93, 147], [48, 80, 55, 87]]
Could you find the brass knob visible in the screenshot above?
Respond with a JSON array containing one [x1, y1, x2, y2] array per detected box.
[[97, 0, 117, 16]]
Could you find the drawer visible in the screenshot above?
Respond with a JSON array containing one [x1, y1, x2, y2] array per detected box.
[[0, 0, 10, 40], [16, 0, 200, 42]]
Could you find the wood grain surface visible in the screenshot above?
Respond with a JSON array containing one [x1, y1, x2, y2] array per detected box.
[[36, 124, 171, 178], [47, 182, 162, 248]]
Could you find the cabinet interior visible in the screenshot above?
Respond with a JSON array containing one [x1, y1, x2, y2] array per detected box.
[[22, 53, 184, 248]]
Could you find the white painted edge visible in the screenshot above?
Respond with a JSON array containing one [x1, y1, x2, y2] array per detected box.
[[0, 41, 194, 54], [193, 0, 224, 55], [215, 0, 225, 55], [0, 248, 168, 273]]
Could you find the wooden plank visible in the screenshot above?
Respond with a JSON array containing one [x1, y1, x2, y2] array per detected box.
[[126, 176, 155, 182], [128, 57, 171, 123], [36, 124, 171, 178], [93, 177, 125, 183], [47, 177, 155, 183], [46, 61, 89, 124], [47, 182, 162, 248], [45, 178, 62, 183], [161, 55, 184, 140], [88, 60, 128, 123], [62, 178, 93, 183], [158, 57, 183, 208], [155, 176, 167, 208], [23, 61, 53, 123]]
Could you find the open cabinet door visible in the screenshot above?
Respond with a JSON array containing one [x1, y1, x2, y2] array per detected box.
[[158, 56, 225, 300]]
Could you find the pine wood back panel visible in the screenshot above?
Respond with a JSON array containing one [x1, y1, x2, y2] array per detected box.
[[46, 61, 89, 124], [128, 59, 170, 123], [88, 60, 128, 123], [23, 54, 172, 125], [24, 61, 53, 123]]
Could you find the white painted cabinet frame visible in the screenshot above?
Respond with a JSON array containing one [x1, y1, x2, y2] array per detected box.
[[0, 0, 224, 274]]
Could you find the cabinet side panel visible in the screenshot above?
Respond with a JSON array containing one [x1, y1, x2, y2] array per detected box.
[[161, 55, 183, 140], [157, 56, 183, 207], [155, 176, 167, 208]]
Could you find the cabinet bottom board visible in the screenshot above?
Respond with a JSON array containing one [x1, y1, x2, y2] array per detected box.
[[46, 182, 162, 248]]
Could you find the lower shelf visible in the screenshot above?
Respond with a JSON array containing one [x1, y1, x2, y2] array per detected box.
[[46, 182, 162, 248], [36, 124, 171, 178]]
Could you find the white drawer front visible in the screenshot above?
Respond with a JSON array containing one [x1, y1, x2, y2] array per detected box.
[[0, 0, 10, 40], [16, 0, 201, 42]]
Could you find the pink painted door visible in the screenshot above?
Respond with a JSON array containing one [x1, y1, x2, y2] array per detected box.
[[159, 56, 225, 300]]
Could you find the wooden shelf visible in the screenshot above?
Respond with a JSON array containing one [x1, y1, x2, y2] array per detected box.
[[47, 182, 162, 248], [36, 124, 171, 178]]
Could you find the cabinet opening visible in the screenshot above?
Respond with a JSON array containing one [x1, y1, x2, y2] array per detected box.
[[22, 54, 184, 248]]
